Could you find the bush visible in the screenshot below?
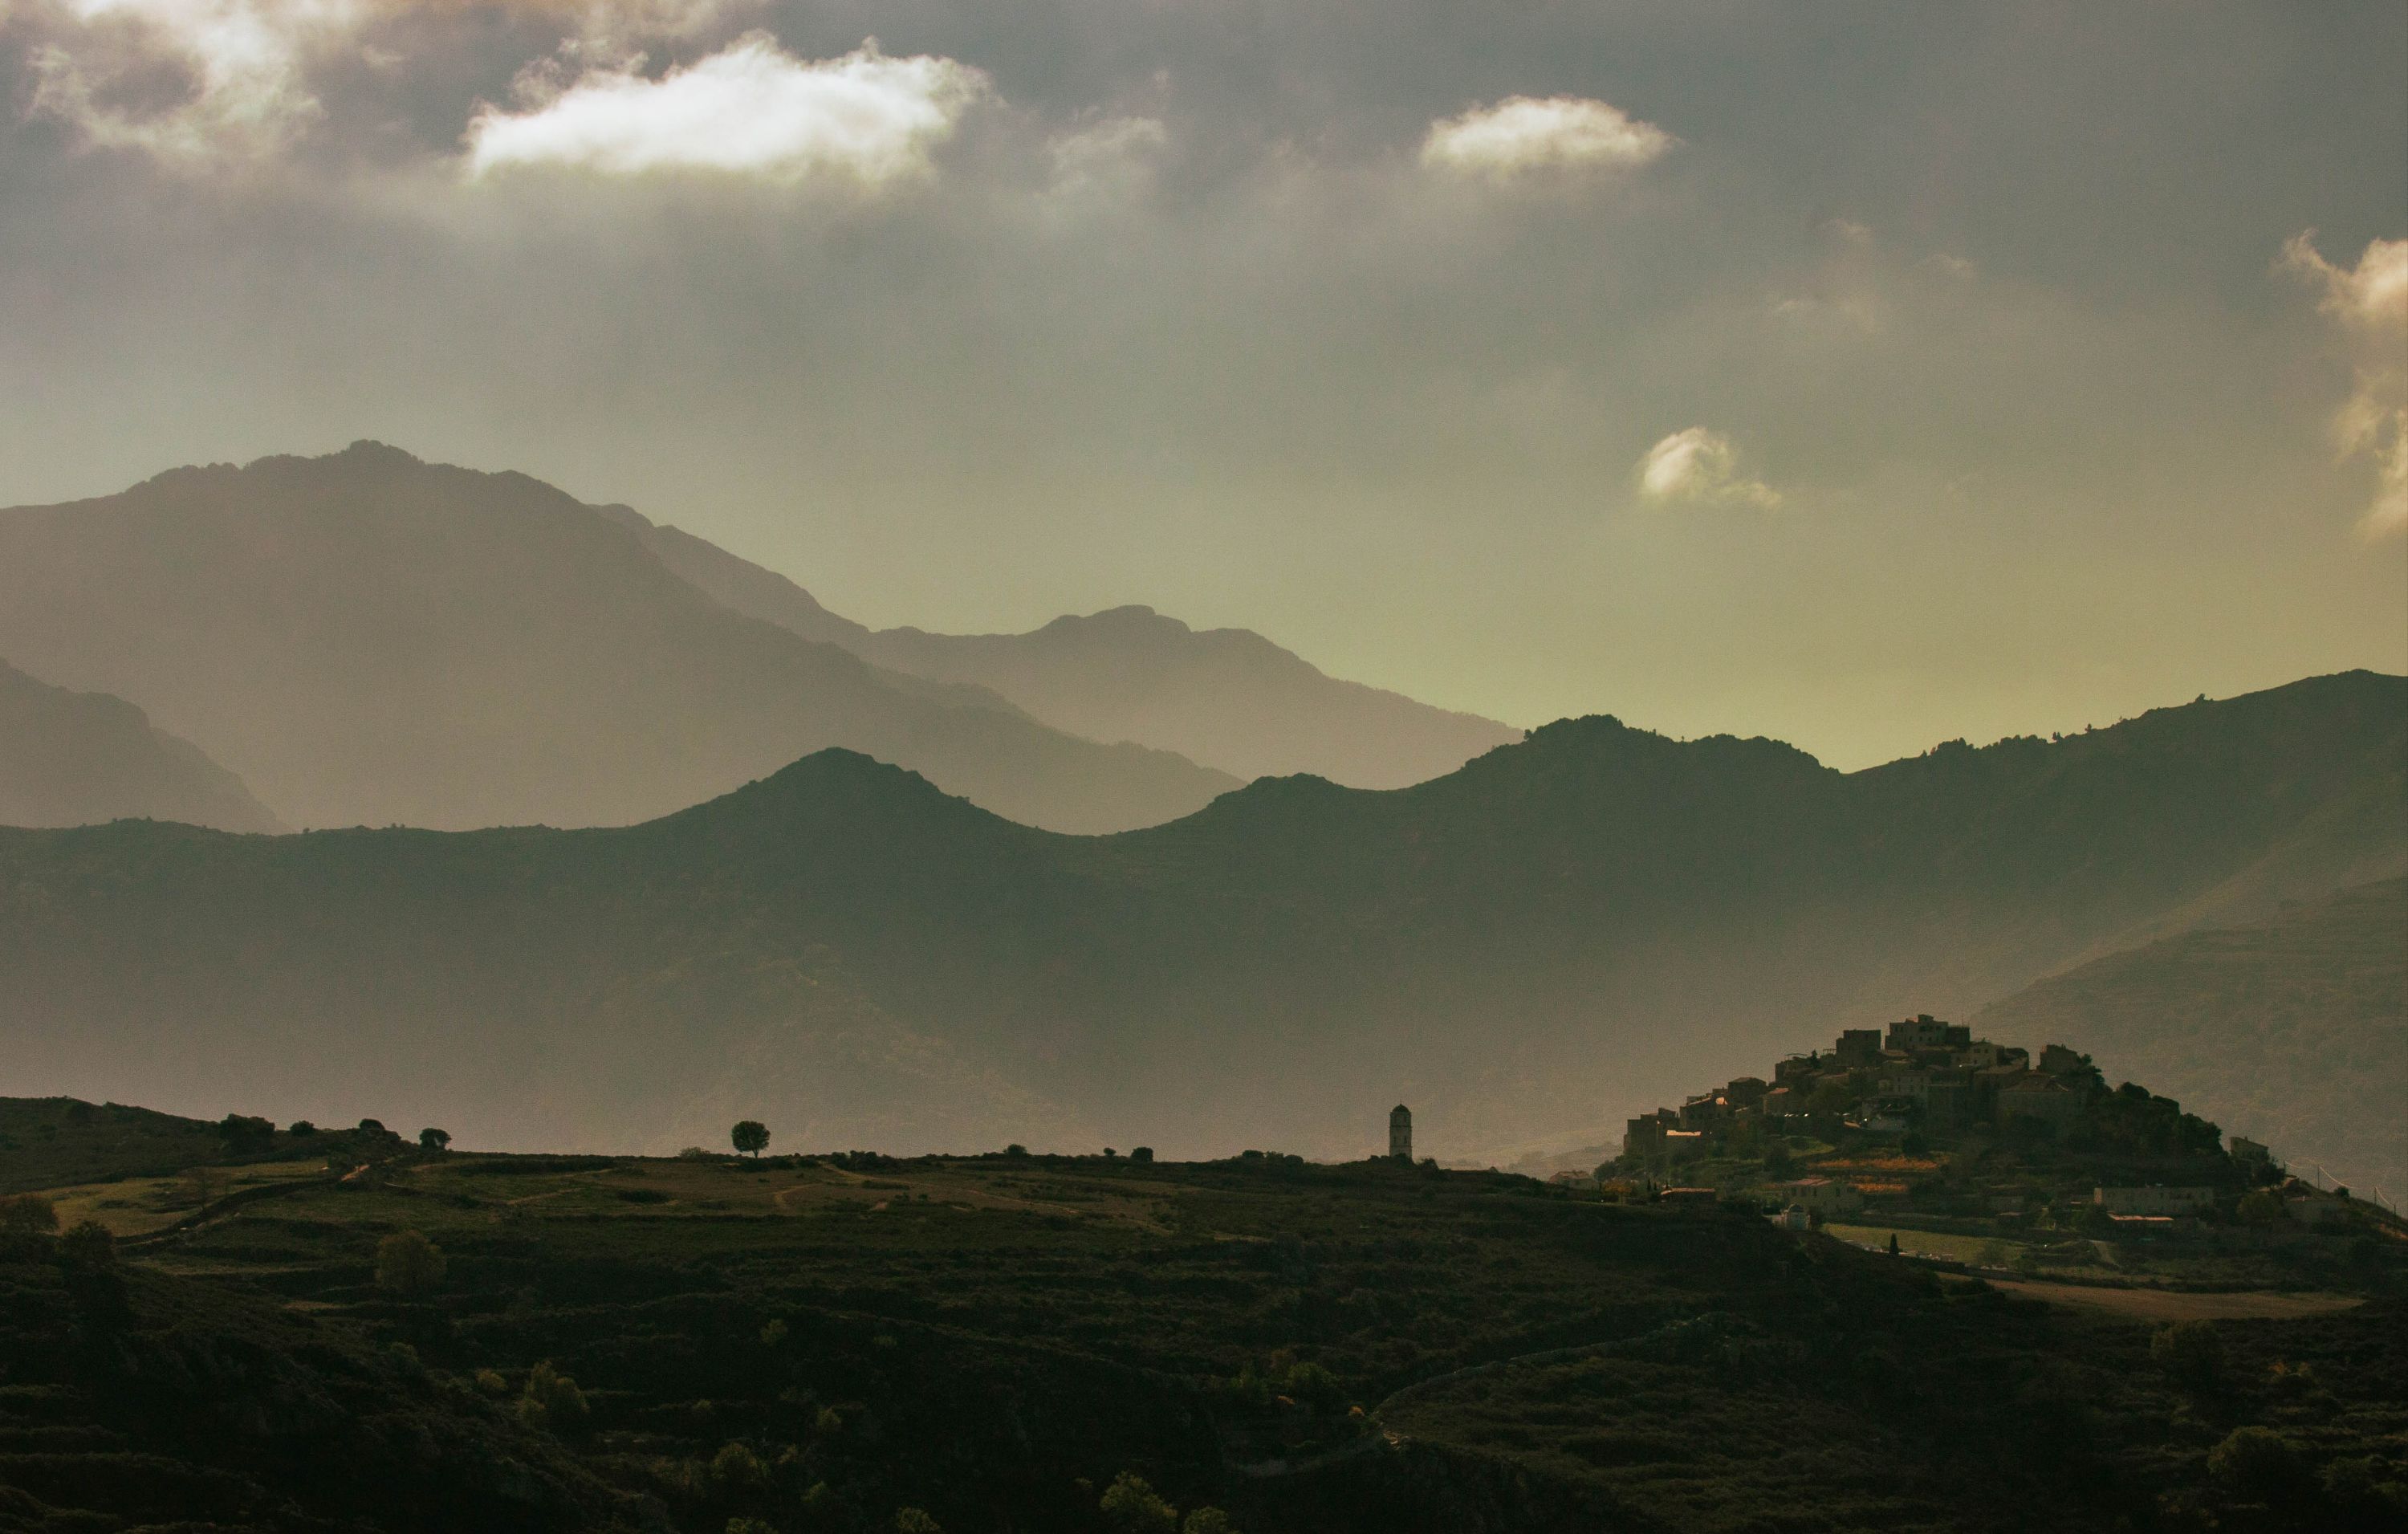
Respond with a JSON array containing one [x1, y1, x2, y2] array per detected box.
[[894, 1512, 943, 1534], [0, 1193, 59, 1235], [375, 1230, 446, 1295], [288, 1120, 316, 1136], [2150, 1321, 2224, 1391], [710, 1442, 767, 1491], [759, 1318, 788, 1348], [727, 1520, 778, 1534], [59, 1220, 116, 1268], [1183, 1511, 1236, 1534], [519, 1361, 589, 1434], [418, 1127, 451, 1152], [473, 1367, 508, 1395], [1100, 1472, 1178, 1534], [2207, 1426, 2307, 1504], [1130, 1146, 1155, 1163]]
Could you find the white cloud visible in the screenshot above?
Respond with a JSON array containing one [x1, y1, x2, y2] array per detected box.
[[462, 33, 987, 185], [2280, 233, 2408, 539], [1045, 113, 1166, 198], [21, 0, 364, 162], [1636, 427, 1782, 509], [1420, 95, 1672, 179]]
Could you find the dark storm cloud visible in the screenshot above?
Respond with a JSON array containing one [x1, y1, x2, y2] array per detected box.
[[0, 1, 2401, 767]]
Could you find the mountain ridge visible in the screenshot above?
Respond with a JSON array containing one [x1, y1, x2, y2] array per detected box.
[[0, 657, 284, 834], [0, 668, 2395, 1163]]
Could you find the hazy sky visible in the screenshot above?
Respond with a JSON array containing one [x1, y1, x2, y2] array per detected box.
[[2, 1, 2402, 768]]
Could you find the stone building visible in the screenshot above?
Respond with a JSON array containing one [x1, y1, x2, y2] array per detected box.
[[1389, 1103, 1413, 1161]]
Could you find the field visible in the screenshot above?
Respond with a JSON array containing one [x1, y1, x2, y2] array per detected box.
[[3, 1144, 2405, 1533], [1985, 1280, 2369, 1323]]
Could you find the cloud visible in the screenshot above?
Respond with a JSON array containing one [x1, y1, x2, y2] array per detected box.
[[462, 33, 987, 184], [1636, 427, 1782, 509], [19, 0, 365, 162], [1045, 113, 1166, 198], [2280, 233, 2408, 539], [1420, 95, 1672, 179]]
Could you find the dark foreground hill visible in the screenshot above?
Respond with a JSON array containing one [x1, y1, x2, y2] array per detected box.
[[3, 1146, 2402, 1534], [0, 444, 1235, 833], [0, 658, 283, 833], [1977, 878, 2408, 1199], [602, 505, 1519, 788], [0, 670, 2398, 1161]]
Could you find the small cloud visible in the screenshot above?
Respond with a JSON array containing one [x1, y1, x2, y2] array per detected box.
[[462, 33, 989, 185], [1420, 95, 1673, 180], [1045, 113, 1167, 198], [1636, 427, 1782, 509], [2280, 232, 2408, 539]]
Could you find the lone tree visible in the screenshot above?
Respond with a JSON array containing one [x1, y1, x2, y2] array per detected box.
[[0, 1194, 59, 1236], [731, 1121, 770, 1158], [375, 1230, 446, 1296], [418, 1127, 451, 1152]]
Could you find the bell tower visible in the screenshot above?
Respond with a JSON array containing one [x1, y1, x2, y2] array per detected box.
[[1389, 1103, 1413, 1161]]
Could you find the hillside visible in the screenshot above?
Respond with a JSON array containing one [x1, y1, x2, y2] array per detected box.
[[604, 505, 1518, 787], [4, 1144, 2400, 1534], [0, 671, 2397, 1161], [0, 659, 283, 833], [0, 444, 1235, 834], [1977, 878, 2408, 1199]]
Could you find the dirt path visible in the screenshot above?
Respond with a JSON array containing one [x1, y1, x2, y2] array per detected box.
[[1987, 1280, 2365, 1321]]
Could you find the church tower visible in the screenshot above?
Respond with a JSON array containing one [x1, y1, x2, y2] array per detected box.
[[1389, 1103, 1413, 1161]]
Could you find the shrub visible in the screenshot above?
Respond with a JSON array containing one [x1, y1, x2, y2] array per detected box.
[[375, 1230, 446, 1295], [2207, 1426, 2307, 1504], [60, 1220, 116, 1268], [893, 1512, 943, 1534], [2237, 1189, 2286, 1226], [1005, 1143, 1028, 1158], [1100, 1472, 1178, 1534], [288, 1120, 316, 1136], [815, 1406, 843, 1436], [520, 1361, 589, 1434], [710, 1442, 767, 1491], [727, 1520, 778, 1534], [0, 1193, 59, 1235], [759, 1318, 789, 1348], [473, 1367, 508, 1395], [1183, 1511, 1236, 1534], [1130, 1146, 1155, 1163], [2150, 1321, 2224, 1391]]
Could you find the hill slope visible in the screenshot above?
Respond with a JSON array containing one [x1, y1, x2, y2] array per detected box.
[[0, 444, 1235, 834], [1976, 877, 2407, 1198], [604, 505, 1519, 787], [0, 659, 283, 833], [0, 671, 2398, 1159]]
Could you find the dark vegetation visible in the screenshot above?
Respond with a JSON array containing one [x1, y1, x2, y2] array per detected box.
[[3, 1129, 2402, 1533], [0, 670, 2399, 1160]]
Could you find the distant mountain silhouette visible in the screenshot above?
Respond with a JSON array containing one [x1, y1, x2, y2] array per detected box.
[[0, 657, 283, 833], [1977, 876, 2406, 1199], [602, 506, 1519, 787], [2, 670, 2395, 1160], [0, 444, 1235, 833]]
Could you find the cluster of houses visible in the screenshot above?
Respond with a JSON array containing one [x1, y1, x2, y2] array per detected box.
[[1621, 1015, 2100, 1170]]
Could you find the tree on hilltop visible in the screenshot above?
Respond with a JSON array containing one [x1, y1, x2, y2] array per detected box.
[[418, 1127, 451, 1152], [731, 1121, 770, 1158]]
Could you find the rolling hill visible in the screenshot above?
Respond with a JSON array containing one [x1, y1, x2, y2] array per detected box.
[[0, 443, 1235, 834], [0, 670, 2396, 1162], [1976, 877, 2407, 1200], [602, 504, 1519, 787], [0, 658, 283, 833]]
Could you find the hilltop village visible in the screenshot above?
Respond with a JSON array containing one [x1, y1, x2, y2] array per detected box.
[[1605, 1015, 2373, 1259]]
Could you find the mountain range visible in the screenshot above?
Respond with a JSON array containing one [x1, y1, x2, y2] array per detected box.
[[0, 444, 1515, 834], [1, 669, 2397, 1166], [0, 657, 283, 834]]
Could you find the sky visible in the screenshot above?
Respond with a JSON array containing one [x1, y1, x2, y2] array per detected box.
[[1, 0, 2402, 769]]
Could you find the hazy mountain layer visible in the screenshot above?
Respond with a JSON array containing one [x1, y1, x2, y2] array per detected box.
[[0, 672, 2398, 1162], [0, 445, 1235, 834], [604, 506, 1519, 787], [0, 658, 283, 834], [1976, 877, 2406, 1199]]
